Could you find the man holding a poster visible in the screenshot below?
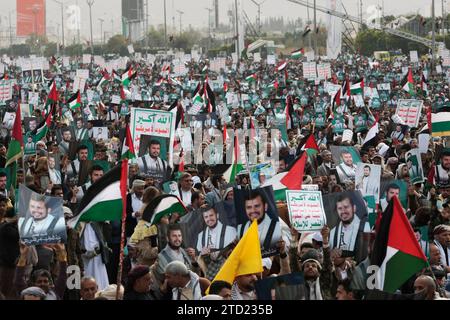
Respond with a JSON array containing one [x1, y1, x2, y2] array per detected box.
[[196, 206, 236, 280], [137, 140, 171, 189]]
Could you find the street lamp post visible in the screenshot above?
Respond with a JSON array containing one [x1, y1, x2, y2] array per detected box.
[[52, 0, 65, 56], [250, 0, 267, 35], [32, 5, 40, 35], [163, 0, 168, 48], [205, 7, 212, 50], [176, 10, 184, 36], [99, 18, 104, 45], [87, 0, 95, 55]]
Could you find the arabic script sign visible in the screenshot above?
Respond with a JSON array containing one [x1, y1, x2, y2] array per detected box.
[[286, 190, 326, 232], [130, 108, 174, 156]]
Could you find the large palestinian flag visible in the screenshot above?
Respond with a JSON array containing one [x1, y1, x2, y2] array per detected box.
[[67, 91, 82, 110], [264, 152, 307, 201], [431, 112, 450, 137], [401, 68, 414, 94], [371, 196, 428, 293], [67, 163, 126, 228], [31, 105, 53, 142]]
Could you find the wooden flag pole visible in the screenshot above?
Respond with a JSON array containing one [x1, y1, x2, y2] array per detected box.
[[116, 159, 129, 300]]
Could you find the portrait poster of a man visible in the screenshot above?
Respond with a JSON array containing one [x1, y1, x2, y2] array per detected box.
[[17, 185, 67, 246], [322, 190, 369, 262], [234, 186, 283, 258]]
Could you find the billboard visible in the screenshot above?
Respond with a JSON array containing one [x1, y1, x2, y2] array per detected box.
[[17, 0, 46, 37], [122, 0, 144, 22]]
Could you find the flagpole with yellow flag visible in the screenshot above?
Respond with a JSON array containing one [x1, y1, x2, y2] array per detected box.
[[206, 219, 263, 294]]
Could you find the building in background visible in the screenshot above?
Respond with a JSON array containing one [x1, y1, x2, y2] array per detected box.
[[122, 0, 144, 42], [17, 0, 46, 37]]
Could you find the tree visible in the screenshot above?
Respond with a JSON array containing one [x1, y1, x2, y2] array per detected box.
[[106, 35, 128, 55], [25, 33, 49, 54]]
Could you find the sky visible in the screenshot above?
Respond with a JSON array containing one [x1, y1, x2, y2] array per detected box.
[[0, 0, 444, 42]]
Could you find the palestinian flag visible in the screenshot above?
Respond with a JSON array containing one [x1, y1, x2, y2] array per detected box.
[[342, 79, 351, 102], [431, 112, 450, 137], [204, 80, 216, 113], [265, 152, 307, 201], [350, 78, 364, 95], [332, 88, 341, 110], [245, 74, 257, 83], [67, 91, 82, 110], [277, 61, 288, 72], [371, 196, 428, 293], [67, 163, 126, 228], [362, 119, 380, 148], [420, 73, 428, 96], [291, 48, 305, 59], [121, 124, 135, 160], [268, 79, 279, 90], [31, 105, 53, 143], [122, 66, 137, 87], [201, 65, 208, 73], [46, 80, 58, 106], [112, 70, 122, 83], [301, 134, 320, 155], [96, 69, 110, 89], [223, 134, 245, 184], [168, 100, 184, 130], [141, 194, 187, 225], [401, 68, 414, 94], [6, 104, 23, 167]]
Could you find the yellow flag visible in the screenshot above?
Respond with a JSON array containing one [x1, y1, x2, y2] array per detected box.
[[207, 219, 263, 293]]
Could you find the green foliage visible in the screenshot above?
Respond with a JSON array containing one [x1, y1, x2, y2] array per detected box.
[[106, 34, 128, 55], [355, 29, 429, 56]]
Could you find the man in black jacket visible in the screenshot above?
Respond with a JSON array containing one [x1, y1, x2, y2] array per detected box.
[[0, 196, 19, 299]]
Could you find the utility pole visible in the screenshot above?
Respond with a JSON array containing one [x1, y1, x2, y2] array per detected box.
[[205, 7, 212, 50], [52, 1, 65, 55], [313, 0, 317, 56], [432, 0, 436, 68], [56, 23, 60, 56], [8, 11, 12, 50], [359, 0, 363, 30], [443, 0, 446, 35], [145, 0, 149, 52], [235, 0, 240, 59], [177, 10, 184, 36], [76, 0, 81, 45], [164, 0, 168, 48], [250, 0, 266, 35], [99, 18, 104, 45], [87, 0, 95, 55], [307, 0, 312, 49]]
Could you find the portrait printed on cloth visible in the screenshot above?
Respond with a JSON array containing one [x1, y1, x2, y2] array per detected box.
[[355, 163, 381, 203], [322, 190, 369, 262], [234, 186, 282, 258], [17, 185, 67, 246]]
